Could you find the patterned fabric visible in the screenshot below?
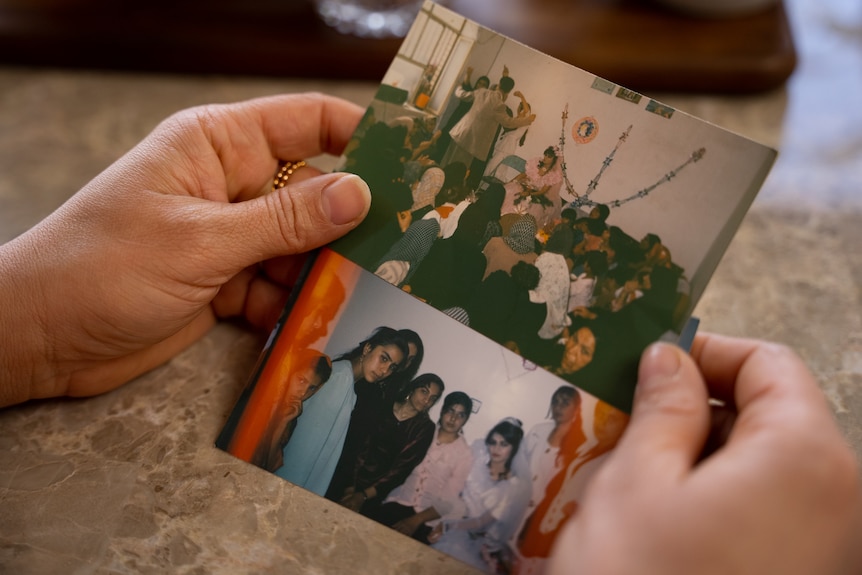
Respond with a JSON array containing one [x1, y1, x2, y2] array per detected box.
[[442, 306, 471, 326], [411, 166, 445, 212], [384, 428, 473, 522], [504, 214, 538, 254], [531, 252, 572, 339], [375, 218, 441, 286]]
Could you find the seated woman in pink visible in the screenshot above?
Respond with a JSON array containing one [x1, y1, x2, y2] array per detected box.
[[501, 146, 564, 231]]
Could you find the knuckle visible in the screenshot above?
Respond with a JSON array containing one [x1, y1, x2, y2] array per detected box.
[[265, 190, 307, 253]]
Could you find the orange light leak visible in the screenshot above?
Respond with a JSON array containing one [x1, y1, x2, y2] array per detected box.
[[226, 249, 361, 461]]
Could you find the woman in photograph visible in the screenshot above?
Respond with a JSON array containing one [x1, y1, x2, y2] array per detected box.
[[276, 327, 409, 496], [501, 146, 564, 230], [517, 401, 629, 564], [251, 349, 334, 473], [326, 329, 425, 501], [333, 374, 444, 517], [531, 226, 574, 342], [373, 391, 475, 543], [514, 386, 585, 574], [429, 418, 531, 574]]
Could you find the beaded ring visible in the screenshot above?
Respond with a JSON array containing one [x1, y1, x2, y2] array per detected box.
[[271, 159, 308, 192]]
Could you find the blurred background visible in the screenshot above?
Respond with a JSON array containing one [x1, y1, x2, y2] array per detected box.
[[0, 0, 797, 92]]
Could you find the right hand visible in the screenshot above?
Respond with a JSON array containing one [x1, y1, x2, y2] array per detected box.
[[548, 334, 861, 575], [428, 522, 445, 544], [392, 514, 423, 537]]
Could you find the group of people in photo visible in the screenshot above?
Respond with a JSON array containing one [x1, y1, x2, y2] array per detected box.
[[330, 65, 692, 412], [247, 321, 626, 574]]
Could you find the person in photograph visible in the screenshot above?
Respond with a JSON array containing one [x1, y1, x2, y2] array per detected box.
[[484, 90, 533, 179], [481, 213, 539, 280], [251, 349, 333, 472], [408, 183, 505, 311], [326, 329, 426, 500], [531, 226, 574, 342], [567, 249, 608, 313], [373, 162, 470, 288], [501, 146, 564, 231], [518, 401, 628, 565], [465, 261, 542, 346], [554, 325, 597, 377], [513, 386, 586, 575], [331, 374, 444, 517], [424, 67, 490, 164], [373, 391, 475, 543], [429, 418, 531, 574], [276, 327, 408, 496], [442, 73, 536, 184]]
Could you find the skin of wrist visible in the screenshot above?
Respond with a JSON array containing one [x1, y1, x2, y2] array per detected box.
[[0, 238, 57, 406]]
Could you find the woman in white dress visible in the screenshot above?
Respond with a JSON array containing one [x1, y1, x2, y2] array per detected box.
[[429, 418, 530, 573]]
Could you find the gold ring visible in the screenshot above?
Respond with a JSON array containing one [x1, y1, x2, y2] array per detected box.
[[272, 160, 307, 192]]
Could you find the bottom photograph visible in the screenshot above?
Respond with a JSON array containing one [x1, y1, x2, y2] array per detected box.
[[217, 249, 629, 575]]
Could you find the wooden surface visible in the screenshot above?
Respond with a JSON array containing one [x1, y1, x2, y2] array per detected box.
[[0, 0, 796, 93]]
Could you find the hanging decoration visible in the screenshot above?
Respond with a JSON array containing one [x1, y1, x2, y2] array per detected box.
[[557, 104, 707, 211]]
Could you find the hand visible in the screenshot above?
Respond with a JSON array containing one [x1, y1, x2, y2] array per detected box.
[[548, 334, 861, 575], [340, 490, 366, 513], [427, 522, 445, 544], [392, 514, 423, 537], [0, 94, 370, 407]]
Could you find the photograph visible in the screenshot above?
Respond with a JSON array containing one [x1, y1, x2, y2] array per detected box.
[[217, 249, 628, 574], [327, 0, 775, 412]]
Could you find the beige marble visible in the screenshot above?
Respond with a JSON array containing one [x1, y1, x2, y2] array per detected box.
[[1, 0, 861, 572]]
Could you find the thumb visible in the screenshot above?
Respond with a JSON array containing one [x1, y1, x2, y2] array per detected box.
[[215, 172, 370, 268], [610, 342, 711, 482]]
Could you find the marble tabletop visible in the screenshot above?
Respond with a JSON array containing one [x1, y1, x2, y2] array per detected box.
[[1, 0, 860, 572]]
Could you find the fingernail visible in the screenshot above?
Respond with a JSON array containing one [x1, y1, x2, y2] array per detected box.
[[322, 174, 371, 225], [639, 343, 682, 388]]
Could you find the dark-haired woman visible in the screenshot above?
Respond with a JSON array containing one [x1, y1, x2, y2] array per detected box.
[[429, 418, 531, 573], [276, 327, 408, 496], [326, 329, 425, 501], [333, 374, 444, 516], [374, 391, 474, 543]]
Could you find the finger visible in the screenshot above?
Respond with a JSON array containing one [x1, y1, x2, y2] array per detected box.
[[211, 266, 290, 332], [209, 172, 370, 270], [690, 333, 828, 415], [719, 340, 833, 442], [260, 252, 313, 287], [184, 94, 364, 202], [608, 342, 711, 481], [252, 93, 365, 161], [688, 332, 762, 405]]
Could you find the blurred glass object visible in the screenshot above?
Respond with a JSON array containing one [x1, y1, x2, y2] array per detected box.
[[313, 0, 425, 38]]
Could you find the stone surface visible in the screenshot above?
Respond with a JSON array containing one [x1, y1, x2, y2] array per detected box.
[[1, 0, 861, 572]]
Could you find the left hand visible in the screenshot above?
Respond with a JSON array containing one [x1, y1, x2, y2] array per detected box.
[[0, 94, 370, 407]]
